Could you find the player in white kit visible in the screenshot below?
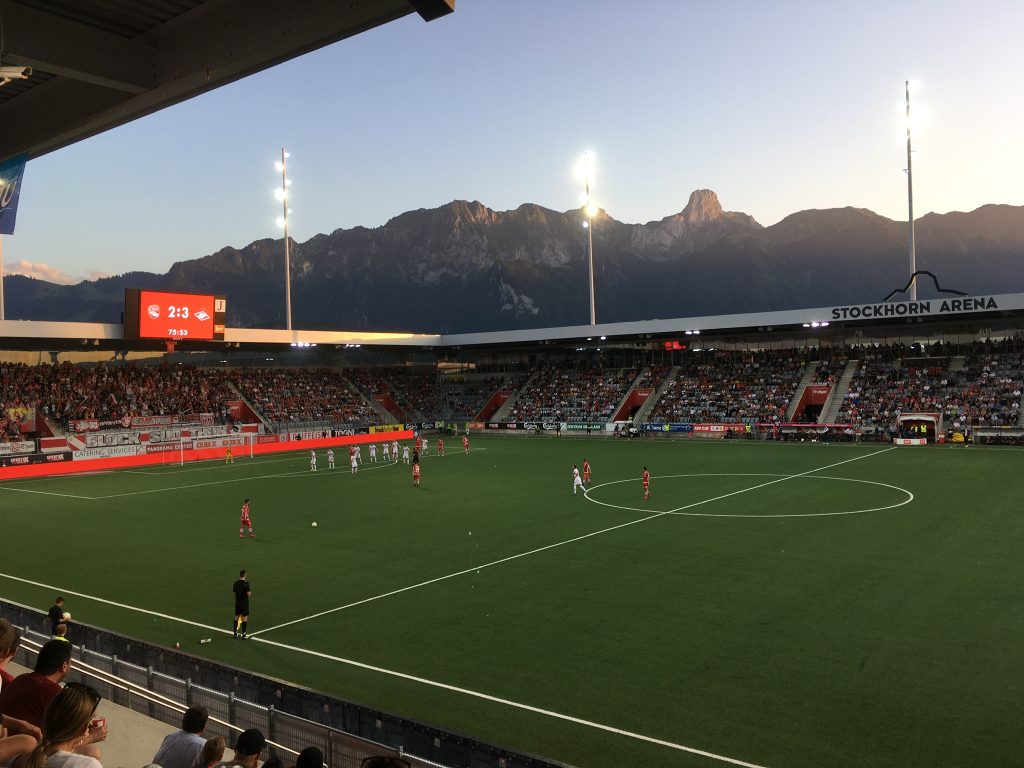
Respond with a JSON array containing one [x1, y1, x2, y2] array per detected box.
[[327, 449, 335, 469], [392, 440, 399, 459], [402, 445, 410, 464], [369, 443, 377, 462], [310, 450, 317, 472], [572, 465, 584, 494], [350, 453, 358, 474], [382, 442, 390, 460]]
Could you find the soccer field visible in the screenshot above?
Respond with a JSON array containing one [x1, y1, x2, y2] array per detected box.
[[1, 436, 1021, 768]]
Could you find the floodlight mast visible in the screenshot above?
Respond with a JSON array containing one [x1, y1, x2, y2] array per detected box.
[[581, 151, 597, 325], [277, 147, 292, 330], [905, 80, 917, 301]]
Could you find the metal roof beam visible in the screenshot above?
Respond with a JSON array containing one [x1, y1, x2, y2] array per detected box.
[[0, 0, 454, 161], [1, 1, 156, 94]]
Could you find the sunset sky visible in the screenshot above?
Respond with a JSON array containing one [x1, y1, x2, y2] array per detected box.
[[6, 0, 1024, 284]]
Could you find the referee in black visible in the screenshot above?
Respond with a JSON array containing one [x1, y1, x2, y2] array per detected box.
[[233, 570, 251, 639]]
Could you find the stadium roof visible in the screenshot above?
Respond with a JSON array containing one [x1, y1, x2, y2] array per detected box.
[[2, 292, 1023, 352], [0, 0, 454, 162]]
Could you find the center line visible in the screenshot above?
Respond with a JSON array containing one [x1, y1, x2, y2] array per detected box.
[[252, 447, 895, 636]]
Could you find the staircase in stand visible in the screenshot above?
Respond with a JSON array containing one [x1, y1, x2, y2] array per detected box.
[[785, 361, 822, 422], [819, 359, 860, 424], [342, 375, 401, 423], [491, 369, 540, 422], [634, 366, 681, 424]]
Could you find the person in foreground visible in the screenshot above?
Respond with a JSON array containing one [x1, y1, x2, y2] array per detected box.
[[11, 683, 104, 768], [214, 728, 264, 768], [151, 706, 208, 768]]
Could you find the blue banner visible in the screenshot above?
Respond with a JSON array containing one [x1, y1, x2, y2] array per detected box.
[[642, 423, 694, 433], [0, 154, 28, 235]]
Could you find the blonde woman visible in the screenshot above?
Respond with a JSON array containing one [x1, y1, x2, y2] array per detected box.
[[12, 683, 106, 768]]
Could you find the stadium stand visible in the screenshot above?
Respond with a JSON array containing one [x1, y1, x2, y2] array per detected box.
[[647, 350, 809, 425], [0, 362, 234, 434], [228, 367, 377, 427], [1, 340, 1021, 441], [440, 374, 520, 420], [837, 340, 1023, 431], [506, 363, 639, 423]]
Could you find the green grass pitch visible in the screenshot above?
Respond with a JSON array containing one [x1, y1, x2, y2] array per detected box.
[[1, 436, 1022, 768]]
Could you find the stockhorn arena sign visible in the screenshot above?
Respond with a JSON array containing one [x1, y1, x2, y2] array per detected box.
[[0, 154, 28, 235], [829, 295, 1000, 321]]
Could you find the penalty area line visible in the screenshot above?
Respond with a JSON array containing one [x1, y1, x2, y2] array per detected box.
[[0, 485, 95, 500], [90, 458, 401, 499]]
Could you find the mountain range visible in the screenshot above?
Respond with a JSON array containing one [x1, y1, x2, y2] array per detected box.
[[7, 190, 1024, 333]]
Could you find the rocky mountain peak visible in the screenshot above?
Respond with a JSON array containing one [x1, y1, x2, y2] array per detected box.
[[681, 189, 723, 224]]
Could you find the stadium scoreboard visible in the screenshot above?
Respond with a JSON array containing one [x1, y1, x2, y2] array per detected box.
[[124, 289, 226, 341]]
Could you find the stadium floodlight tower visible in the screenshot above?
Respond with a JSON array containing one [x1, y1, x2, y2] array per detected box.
[[576, 150, 599, 325], [274, 148, 294, 330], [905, 80, 918, 301]]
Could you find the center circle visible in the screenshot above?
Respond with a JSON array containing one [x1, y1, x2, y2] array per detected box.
[[583, 473, 914, 518]]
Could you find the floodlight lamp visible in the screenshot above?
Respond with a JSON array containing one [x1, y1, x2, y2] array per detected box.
[[802, 323, 811, 328], [582, 220, 589, 229], [600, 335, 607, 340], [274, 188, 287, 201], [275, 216, 286, 228], [274, 162, 284, 172], [585, 202, 599, 218], [284, 151, 291, 159]]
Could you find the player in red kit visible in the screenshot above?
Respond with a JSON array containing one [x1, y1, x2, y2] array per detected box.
[[412, 460, 421, 486], [239, 498, 255, 538], [437, 438, 444, 456], [462, 435, 469, 453], [642, 467, 650, 499], [582, 459, 591, 485], [415, 436, 423, 454]]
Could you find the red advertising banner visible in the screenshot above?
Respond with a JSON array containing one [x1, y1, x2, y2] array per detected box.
[[0, 431, 414, 480], [71, 413, 214, 433]]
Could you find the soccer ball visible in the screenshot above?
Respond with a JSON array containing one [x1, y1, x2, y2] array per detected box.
[[311, 522, 318, 527], [62, 612, 71, 621]]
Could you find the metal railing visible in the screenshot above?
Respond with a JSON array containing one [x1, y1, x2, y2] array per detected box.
[[12, 629, 447, 768], [1, 601, 565, 768]]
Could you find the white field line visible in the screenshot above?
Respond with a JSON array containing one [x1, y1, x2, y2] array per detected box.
[[251, 447, 895, 637], [91, 458, 401, 499], [121, 453, 313, 476], [250, 635, 773, 768], [0, 445, 482, 495], [0, 485, 95, 500], [0, 572, 771, 768], [250, 510, 669, 636], [584, 472, 913, 518], [0, 571, 229, 636]]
